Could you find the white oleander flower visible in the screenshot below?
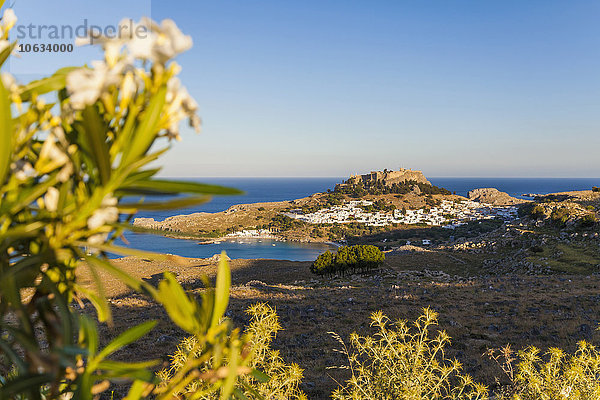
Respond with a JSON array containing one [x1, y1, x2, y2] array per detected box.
[[66, 60, 124, 109], [126, 29, 154, 61], [11, 160, 34, 181], [118, 71, 137, 109], [87, 233, 108, 248], [57, 162, 73, 183], [163, 76, 201, 140], [189, 113, 201, 133], [87, 195, 119, 230], [37, 133, 69, 174], [152, 19, 193, 61], [1, 8, 17, 33], [52, 126, 68, 147], [44, 187, 60, 212], [1, 72, 17, 92], [77, 17, 192, 66], [127, 18, 192, 64], [76, 18, 137, 67]]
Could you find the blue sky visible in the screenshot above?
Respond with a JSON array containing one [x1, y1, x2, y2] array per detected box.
[[7, 1, 600, 177]]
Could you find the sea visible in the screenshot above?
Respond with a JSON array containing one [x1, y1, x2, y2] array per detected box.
[[115, 177, 600, 261]]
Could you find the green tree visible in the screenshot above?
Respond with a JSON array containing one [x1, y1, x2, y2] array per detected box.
[[311, 250, 334, 275], [310, 245, 385, 276]]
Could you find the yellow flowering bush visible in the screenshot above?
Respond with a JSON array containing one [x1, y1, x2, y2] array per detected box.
[[330, 308, 488, 400], [490, 343, 600, 400], [159, 303, 306, 400]]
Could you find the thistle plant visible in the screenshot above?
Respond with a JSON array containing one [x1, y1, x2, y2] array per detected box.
[[0, 3, 253, 399], [159, 303, 306, 400], [490, 342, 600, 400], [330, 308, 488, 400]]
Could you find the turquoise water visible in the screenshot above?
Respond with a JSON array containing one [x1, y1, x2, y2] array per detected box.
[[430, 177, 600, 199], [118, 235, 336, 261], [117, 178, 342, 261], [116, 177, 600, 260]]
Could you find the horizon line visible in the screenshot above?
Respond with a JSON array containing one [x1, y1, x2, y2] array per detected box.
[[157, 175, 600, 179]]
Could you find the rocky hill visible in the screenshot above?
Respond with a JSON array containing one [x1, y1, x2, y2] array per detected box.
[[468, 188, 526, 206]]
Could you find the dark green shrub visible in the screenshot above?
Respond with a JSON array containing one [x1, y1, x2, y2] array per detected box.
[[518, 203, 546, 219], [269, 214, 305, 231], [551, 207, 571, 227], [580, 214, 598, 227], [310, 250, 334, 274], [531, 205, 546, 219], [310, 245, 385, 276], [335, 179, 451, 196], [518, 203, 534, 218]]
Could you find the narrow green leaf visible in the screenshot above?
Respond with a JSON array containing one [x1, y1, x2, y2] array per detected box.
[[77, 241, 186, 265], [18, 66, 79, 101], [81, 254, 155, 297], [0, 74, 12, 185], [157, 273, 197, 333], [118, 195, 210, 212], [240, 379, 265, 399], [0, 42, 15, 67], [40, 276, 75, 346], [250, 369, 271, 383], [95, 320, 157, 362], [74, 284, 111, 324], [76, 371, 93, 400], [96, 360, 157, 381], [120, 85, 167, 167], [123, 380, 147, 400], [0, 274, 21, 308], [0, 374, 53, 398], [232, 388, 250, 400], [0, 222, 45, 241], [110, 103, 140, 161], [81, 105, 111, 184], [79, 315, 99, 358], [59, 345, 88, 357], [220, 340, 240, 400], [210, 254, 231, 328], [96, 359, 158, 372], [112, 147, 169, 189], [9, 172, 59, 215], [120, 168, 161, 187], [121, 179, 243, 196]]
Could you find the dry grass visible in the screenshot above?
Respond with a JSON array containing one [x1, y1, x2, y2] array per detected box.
[[78, 256, 600, 399]]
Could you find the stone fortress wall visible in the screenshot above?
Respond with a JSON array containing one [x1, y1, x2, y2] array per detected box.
[[346, 169, 431, 186]]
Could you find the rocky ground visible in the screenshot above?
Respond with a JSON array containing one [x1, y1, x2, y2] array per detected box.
[[79, 251, 600, 399], [467, 187, 527, 206]]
